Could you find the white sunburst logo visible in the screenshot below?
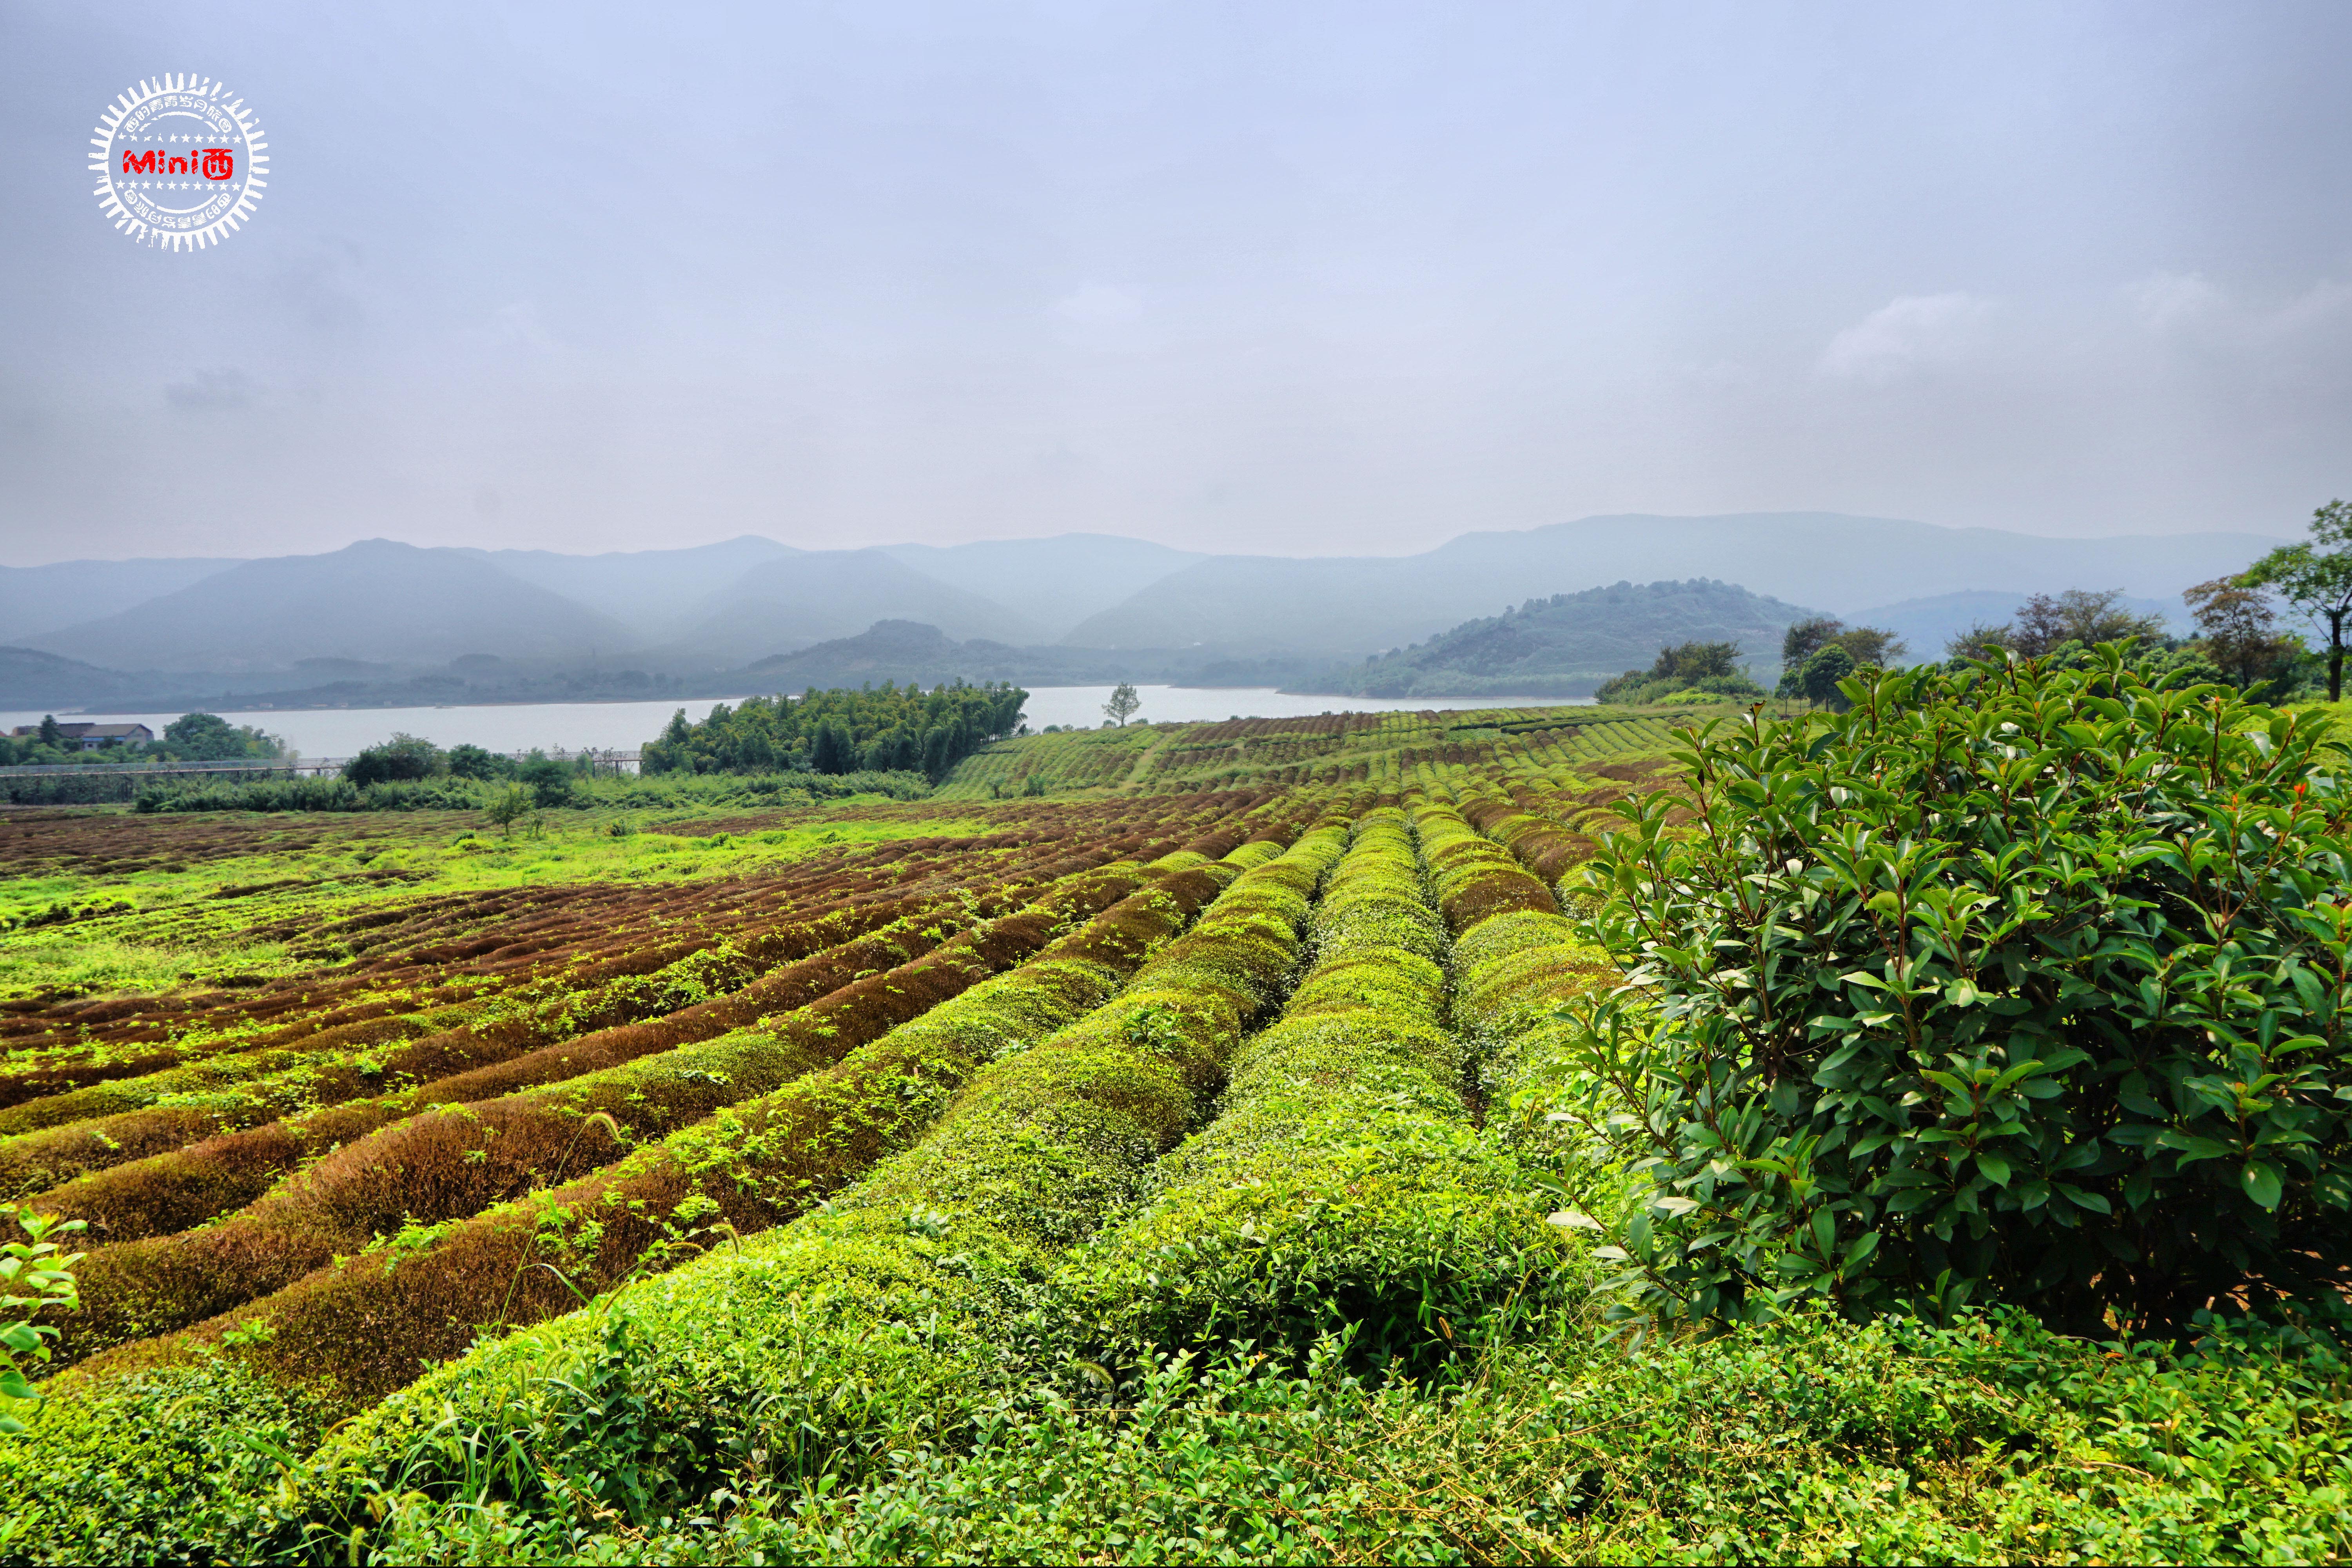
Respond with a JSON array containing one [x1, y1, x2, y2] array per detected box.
[[90, 74, 269, 251]]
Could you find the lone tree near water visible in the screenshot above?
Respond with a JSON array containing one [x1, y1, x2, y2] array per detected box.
[[1103, 683, 1142, 726], [2243, 499, 2352, 701]]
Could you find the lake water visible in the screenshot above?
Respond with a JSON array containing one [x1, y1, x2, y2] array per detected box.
[[5, 685, 1590, 760]]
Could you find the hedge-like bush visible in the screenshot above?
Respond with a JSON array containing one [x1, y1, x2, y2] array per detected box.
[[1578, 650, 2352, 1335], [290, 824, 1345, 1541], [1409, 795, 1559, 931], [1069, 807, 1576, 1372]]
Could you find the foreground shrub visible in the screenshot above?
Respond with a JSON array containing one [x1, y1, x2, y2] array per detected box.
[[1, 773, 144, 806], [343, 733, 446, 786], [133, 777, 480, 813], [1579, 646, 2352, 1336], [344, 1304, 2352, 1566], [1070, 807, 1575, 1372], [128, 768, 935, 813]]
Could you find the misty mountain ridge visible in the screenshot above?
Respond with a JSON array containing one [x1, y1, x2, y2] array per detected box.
[[739, 619, 1132, 689], [21, 541, 639, 673], [661, 550, 1046, 664], [875, 535, 1207, 640], [0, 556, 243, 644], [0, 513, 2288, 707], [1308, 579, 1817, 699], [1059, 513, 2281, 655], [471, 536, 802, 640], [0, 647, 145, 709]]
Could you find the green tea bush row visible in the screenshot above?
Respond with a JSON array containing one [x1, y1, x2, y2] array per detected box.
[[1068, 806, 1575, 1372], [287, 822, 1347, 1546], [1453, 786, 1591, 882], [0, 845, 1266, 1563], [0, 936, 770, 1143], [25, 898, 952, 1243], [48, 867, 1141, 1367], [0, 894, 953, 1210], [558, 1303, 2352, 1567], [1408, 793, 1559, 932], [0, 832, 1270, 1561]]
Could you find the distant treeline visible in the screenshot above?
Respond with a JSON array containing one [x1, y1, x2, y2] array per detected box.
[[643, 682, 1026, 780], [131, 770, 930, 815], [0, 711, 286, 769]]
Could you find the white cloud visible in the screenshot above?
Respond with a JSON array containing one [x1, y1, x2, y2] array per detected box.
[[2125, 270, 2227, 332], [1820, 292, 1994, 382], [2126, 270, 2352, 343]]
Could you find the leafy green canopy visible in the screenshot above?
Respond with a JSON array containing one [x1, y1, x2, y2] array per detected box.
[[1594, 639, 1766, 706], [1576, 646, 2352, 1337], [342, 733, 445, 786], [2243, 498, 2352, 701], [642, 681, 1025, 779], [159, 712, 283, 761]]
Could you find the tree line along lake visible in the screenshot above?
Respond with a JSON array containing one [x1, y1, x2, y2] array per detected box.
[[2, 685, 1593, 762]]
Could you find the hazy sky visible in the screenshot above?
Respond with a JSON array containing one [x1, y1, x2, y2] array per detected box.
[[3, 1, 2348, 566]]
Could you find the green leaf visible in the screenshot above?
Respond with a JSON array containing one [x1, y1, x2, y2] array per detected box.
[[2241, 1160, 2284, 1210], [2053, 1183, 2112, 1215], [1975, 1152, 2012, 1188]]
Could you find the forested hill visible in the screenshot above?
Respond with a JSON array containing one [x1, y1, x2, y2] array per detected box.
[[1306, 578, 1814, 697]]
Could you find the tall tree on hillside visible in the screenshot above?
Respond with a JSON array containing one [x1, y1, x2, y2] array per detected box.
[[1829, 625, 1908, 667], [2010, 589, 2166, 657], [2183, 576, 2290, 690], [810, 720, 854, 775], [2243, 500, 2352, 701], [1799, 642, 1856, 709], [1653, 642, 1742, 682], [1944, 589, 2166, 662], [1944, 621, 2014, 661], [1103, 683, 1142, 726], [1781, 617, 1844, 668]]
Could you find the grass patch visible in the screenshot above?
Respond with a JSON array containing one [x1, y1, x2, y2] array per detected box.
[[0, 931, 300, 1004], [0, 811, 997, 998]]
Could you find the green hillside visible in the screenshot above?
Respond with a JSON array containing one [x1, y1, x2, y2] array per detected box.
[[1308, 578, 1813, 697], [935, 703, 1685, 800]]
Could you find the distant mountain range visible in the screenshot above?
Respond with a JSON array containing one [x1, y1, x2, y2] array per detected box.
[[1313, 579, 1818, 698], [1058, 514, 2272, 654], [0, 514, 2286, 709]]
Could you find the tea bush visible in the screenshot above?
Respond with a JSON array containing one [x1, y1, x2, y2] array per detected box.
[[1577, 646, 2352, 1335]]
